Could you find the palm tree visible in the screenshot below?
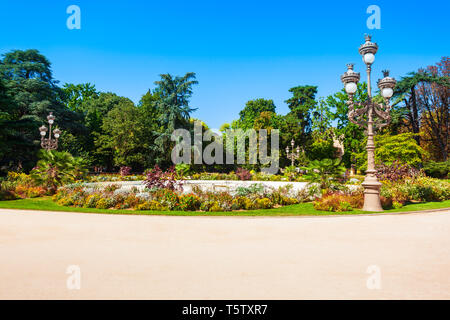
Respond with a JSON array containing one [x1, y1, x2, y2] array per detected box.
[[30, 150, 87, 193]]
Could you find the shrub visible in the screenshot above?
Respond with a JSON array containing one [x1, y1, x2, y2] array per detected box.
[[144, 165, 182, 191], [423, 160, 449, 179], [136, 201, 164, 211], [179, 194, 202, 211], [84, 194, 101, 208], [301, 158, 346, 190], [175, 163, 192, 177], [380, 176, 450, 204], [104, 184, 120, 193], [1, 172, 47, 200], [30, 150, 87, 194], [231, 196, 247, 210], [376, 161, 421, 182], [96, 198, 112, 209], [236, 167, 252, 181], [393, 201, 403, 209], [0, 180, 18, 200], [313, 192, 363, 212], [355, 133, 427, 171], [119, 166, 132, 176], [255, 198, 272, 209], [235, 184, 264, 197]]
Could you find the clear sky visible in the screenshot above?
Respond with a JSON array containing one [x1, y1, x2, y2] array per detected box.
[[1, 0, 449, 129]]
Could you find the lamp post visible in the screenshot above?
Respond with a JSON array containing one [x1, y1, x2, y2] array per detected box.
[[340, 35, 396, 211], [39, 112, 61, 151], [285, 139, 300, 167]]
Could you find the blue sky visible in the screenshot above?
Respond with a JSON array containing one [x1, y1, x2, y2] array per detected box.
[[1, 0, 449, 129]]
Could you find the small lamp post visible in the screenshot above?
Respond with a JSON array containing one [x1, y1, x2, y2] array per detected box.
[[39, 112, 61, 151], [340, 35, 396, 211], [285, 139, 300, 167]]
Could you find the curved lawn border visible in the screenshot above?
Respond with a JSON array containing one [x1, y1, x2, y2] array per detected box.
[[0, 197, 449, 217]]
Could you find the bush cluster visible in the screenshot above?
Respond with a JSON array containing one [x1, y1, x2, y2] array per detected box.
[[313, 188, 364, 212], [380, 176, 450, 208], [423, 160, 449, 179], [0, 172, 48, 200], [52, 182, 310, 212]]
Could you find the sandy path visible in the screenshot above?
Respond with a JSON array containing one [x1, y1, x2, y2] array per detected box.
[[0, 208, 449, 299]]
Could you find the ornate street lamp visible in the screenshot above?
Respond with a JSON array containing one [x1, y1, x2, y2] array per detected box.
[[340, 35, 396, 211], [39, 112, 61, 151], [285, 139, 300, 167]]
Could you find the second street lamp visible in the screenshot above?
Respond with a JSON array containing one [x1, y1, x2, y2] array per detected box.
[[340, 35, 396, 211], [285, 139, 300, 167], [39, 112, 61, 151]]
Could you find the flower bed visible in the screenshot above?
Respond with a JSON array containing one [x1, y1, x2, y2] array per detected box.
[[0, 172, 48, 200], [313, 176, 450, 212], [52, 183, 313, 212]]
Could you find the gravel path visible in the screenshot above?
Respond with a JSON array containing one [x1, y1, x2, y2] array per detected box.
[[0, 208, 449, 299]]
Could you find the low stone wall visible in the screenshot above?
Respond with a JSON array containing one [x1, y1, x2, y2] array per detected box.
[[83, 180, 309, 195]]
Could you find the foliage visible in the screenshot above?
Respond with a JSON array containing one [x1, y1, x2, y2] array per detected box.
[[308, 136, 336, 161], [325, 83, 367, 168], [376, 161, 421, 182], [423, 160, 449, 179], [313, 191, 364, 212], [30, 150, 87, 193], [144, 165, 182, 191], [0, 172, 47, 200], [175, 163, 193, 177], [301, 158, 346, 189], [235, 183, 264, 197], [86, 173, 145, 182], [237, 98, 276, 130], [355, 133, 427, 171], [178, 193, 202, 211], [52, 180, 313, 212], [236, 167, 252, 181], [152, 73, 198, 166], [0, 49, 84, 173], [119, 166, 132, 176], [380, 177, 450, 205], [393, 57, 449, 161]]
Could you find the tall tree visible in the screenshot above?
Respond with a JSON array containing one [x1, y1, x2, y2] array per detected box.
[[416, 57, 449, 161], [326, 83, 367, 169], [284, 85, 317, 145], [0, 49, 81, 172], [237, 98, 276, 129], [100, 98, 155, 170], [394, 57, 450, 160], [152, 72, 198, 166]]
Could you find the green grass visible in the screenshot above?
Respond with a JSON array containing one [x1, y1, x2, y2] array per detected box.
[[0, 197, 449, 216]]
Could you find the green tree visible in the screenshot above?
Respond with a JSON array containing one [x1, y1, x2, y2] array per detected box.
[[100, 97, 158, 170], [284, 85, 317, 142], [62, 83, 98, 112], [355, 132, 427, 171], [30, 150, 87, 193], [152, 72, 198, 166], [326, 83, 367, 169], [237, 98, 276, 129], [81, 92, 134, 168], [0, 49, 82, 173], [302, 158, 346, 190]]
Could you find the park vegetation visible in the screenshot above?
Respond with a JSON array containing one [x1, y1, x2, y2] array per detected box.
[[0, 49, 449, 212]]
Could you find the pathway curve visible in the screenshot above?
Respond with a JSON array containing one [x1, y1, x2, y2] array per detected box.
[[0, 208, 449, 299]]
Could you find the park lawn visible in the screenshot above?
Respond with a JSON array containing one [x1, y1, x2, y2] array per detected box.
[[0, 197, 449, 216]]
